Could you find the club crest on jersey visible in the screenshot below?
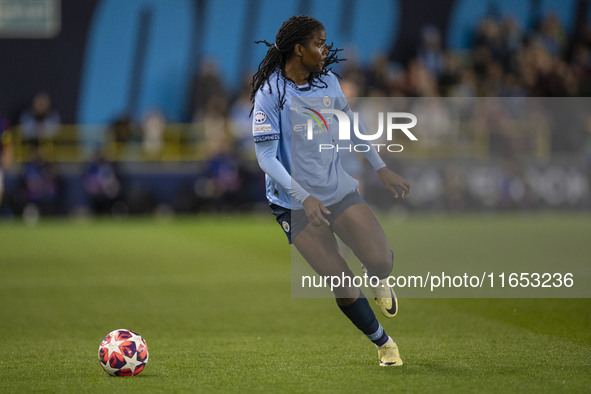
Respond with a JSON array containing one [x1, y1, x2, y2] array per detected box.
[[282, 220, 290, 232], [254, 110, 267, 124], [323, 96, 331, 107]]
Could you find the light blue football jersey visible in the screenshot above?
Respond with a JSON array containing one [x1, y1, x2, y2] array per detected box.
[[252, 69, 359, 209]]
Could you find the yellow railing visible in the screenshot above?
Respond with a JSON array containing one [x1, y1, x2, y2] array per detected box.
[[8, 123, 210, 163], [5, 119, 551, 163]]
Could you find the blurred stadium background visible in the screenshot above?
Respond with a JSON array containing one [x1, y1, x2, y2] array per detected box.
[[0, 0, 590, 219], [1, 2, 590, 392]]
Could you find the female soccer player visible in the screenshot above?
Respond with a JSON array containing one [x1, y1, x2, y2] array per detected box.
[[250, 15, 410, 366]]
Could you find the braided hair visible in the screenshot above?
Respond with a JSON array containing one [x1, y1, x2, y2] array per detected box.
[[250, 15, 344, 114]]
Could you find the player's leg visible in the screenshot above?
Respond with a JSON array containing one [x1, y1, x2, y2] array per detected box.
[[330, 202, 403, 365], [332, 202, 399, 318], [293, 222, 359, 302], [332, 202, 392, 276], [293, 224, 395, 359]]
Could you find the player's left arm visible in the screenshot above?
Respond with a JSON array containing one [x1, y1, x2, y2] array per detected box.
[[343, 107, 410, 199], [377, 166, 410, 199], [331, 73, 410, 198]]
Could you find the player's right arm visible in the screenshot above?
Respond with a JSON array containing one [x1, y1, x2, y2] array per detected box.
[[253, 139, 309, 203], [252, 89, 330, 226], [255, 140, 330, 226]]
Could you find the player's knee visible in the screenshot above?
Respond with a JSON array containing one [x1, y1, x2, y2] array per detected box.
[[364, 249, 394, 278]]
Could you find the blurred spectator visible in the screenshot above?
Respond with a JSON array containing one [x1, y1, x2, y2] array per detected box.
[[190, 59, 227, 122], [438, 53, 463, 96], [84, 149, 124, 215], [108, 115, 136, 157], [199, 92, 245, 210], [403, 58, 439, 96], [417, 25, 445, 77], [474, 18, 511, 69], [571, 42, 591, 80], [449, 69, 477, 98], [473, 98, 515, 157], [473, 18, 507, 74], [500, 73, 527, 97], [110, 115, 135, 144], [141, 109, 165, 159], [229, 76, 255, 157], [503, 17, 524, 60], [203, 94, 231, 157], [410, 97, 458, 148], [202, 145, 244, 212], [16, 149, 62, 218], [537, 14, 567, 58], [520, 39, 578, 96], [0, 117, 13, 211], [482, 60, 503, 96], [443, 163, 467, 212], [365, 53, 401, 94], [19, 92, 61, 146]]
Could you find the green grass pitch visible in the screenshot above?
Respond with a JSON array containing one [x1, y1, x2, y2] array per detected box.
[[0, 213, 589, 393]]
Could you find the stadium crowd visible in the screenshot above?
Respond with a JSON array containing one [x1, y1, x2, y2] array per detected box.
[[1, 15, 590, 218], [191, 14, 591, 156]]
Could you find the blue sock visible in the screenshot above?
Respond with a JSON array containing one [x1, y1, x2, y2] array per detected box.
[[337, 296, 389, 347]]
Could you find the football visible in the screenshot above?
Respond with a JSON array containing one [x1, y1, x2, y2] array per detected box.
[[98, 329, 149, 376]]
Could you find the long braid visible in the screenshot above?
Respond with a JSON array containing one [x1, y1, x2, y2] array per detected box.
[[250, 15, 345, 114]]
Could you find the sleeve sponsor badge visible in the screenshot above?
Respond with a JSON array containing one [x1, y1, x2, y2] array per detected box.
[[254, 110, 267, 124], [253, 124, 271, 134]]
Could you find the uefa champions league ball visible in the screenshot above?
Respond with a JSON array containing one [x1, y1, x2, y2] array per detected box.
[[98, 329, 149, 376]]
